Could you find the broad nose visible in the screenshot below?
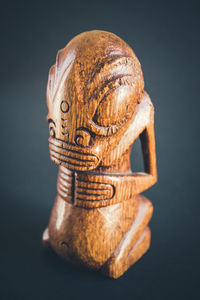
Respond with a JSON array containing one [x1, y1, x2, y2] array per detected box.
[[74, 129, 91, 147]]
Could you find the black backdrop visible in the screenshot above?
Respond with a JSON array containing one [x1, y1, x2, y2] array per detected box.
[[1, 0, 200, 299]]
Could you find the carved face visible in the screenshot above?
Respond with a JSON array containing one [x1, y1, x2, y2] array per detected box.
[[46, 31, 144, 171]]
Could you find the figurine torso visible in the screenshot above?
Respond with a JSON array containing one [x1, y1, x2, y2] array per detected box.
[[48, 174, 138, 269]]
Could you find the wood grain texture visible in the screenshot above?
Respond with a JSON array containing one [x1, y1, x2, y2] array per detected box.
[[43, 30, 157, 278]]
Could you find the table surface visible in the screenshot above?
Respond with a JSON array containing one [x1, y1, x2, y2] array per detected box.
[[1, 1, 200, 299]]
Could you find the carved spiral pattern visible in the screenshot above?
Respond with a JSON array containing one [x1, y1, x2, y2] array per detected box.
[[75, 129, 91, 147]]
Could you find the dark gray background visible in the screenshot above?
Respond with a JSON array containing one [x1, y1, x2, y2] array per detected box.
[[1, 0, 200, 299]]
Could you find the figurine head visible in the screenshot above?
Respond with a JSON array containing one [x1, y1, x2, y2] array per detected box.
[[46, 30, 144, 171]]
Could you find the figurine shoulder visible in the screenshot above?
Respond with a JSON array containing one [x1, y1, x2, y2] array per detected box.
[[133, 91, 154, 130]]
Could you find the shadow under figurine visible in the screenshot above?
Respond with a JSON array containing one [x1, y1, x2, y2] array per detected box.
[[42, 30, 157, 279]]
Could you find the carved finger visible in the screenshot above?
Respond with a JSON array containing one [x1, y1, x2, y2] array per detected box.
[[75, 178, 114, 201]]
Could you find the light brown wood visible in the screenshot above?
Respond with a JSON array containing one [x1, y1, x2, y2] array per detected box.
[[43, 30, 157, 278]]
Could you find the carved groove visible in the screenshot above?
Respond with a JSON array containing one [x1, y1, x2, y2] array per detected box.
[[86, 55, 128, 88], [57, 182, 72, 196], [49, 138, 99, 157], [61, 132, 69, 137], [76, 186, 110, 191], [61, 241, 69, 248], [89, 74, 133, 104], [57, 188, 72, 202], [50, 149, 96, 164], [62, 125, 68, 129], [49, 145, 97, 163], [76, 191, 109, 197]]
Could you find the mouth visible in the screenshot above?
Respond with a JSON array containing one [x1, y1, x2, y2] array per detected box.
[[48, 137, 100, 171]]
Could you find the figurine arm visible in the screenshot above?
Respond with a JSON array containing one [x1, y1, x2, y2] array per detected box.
[[129, 105, 157, 194], [112, 92, 157, 194], [104, 109, 157, 198]]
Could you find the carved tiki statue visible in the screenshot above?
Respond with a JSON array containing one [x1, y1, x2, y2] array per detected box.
[[43, 30, 157, 278]]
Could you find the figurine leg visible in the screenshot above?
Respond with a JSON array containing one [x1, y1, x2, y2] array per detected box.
[[42, 227, 51, 248], [101, 195, 153, 279]]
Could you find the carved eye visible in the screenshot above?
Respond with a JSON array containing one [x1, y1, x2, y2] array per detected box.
[[60, 101, 69, 113], [93, 86, 136, 127]]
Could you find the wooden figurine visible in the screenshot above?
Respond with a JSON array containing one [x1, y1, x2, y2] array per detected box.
[[43, 30, 157, 279]]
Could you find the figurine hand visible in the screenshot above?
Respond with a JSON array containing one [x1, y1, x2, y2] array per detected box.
[[75, 173, 114, 202]]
